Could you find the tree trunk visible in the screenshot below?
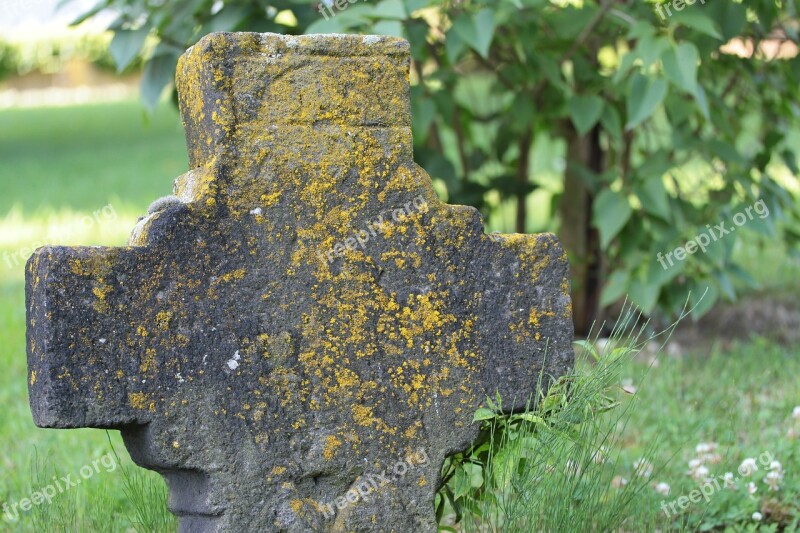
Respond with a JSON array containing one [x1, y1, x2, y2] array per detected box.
[[559, 123, 604, 336]]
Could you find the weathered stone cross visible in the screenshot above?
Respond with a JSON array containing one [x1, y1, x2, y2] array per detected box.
[[26, 33, 573, 532]]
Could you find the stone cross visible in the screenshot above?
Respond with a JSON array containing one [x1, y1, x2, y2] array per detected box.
[[26, 33, 573, 532]]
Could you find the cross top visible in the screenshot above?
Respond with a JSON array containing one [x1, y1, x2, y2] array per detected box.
[[27, 32, 573, 532]]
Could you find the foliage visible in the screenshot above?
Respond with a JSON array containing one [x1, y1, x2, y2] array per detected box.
[[61, 0, 800, 319], [436, 304, 669, 531]]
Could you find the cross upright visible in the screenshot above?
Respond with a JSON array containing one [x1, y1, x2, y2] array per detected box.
[[26, 32, 574, 532]]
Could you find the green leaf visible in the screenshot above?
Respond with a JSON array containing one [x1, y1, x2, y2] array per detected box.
[[634, 176, 670, 220], [600, 269, 629, 307], [568, 95, 604, 136], [371, 0, 407, 20], [714, 271, 736, 300], [626, 74, 667, 130], [671, 10, 723, 40], [472, 408, 496, 422], [371, 19, 404, 37], [600, 105, 623, 146], [629, 275, 660, 314], [472, 8, 495, 59], [515, 413, 546, 425], [661, 42, 699, 94], [637, 36, 669, 68], [405, 0, 430, 12], [109, 27, 149, 73], [452, 465, 472, 500], [451, 10, 495, 59], [141, 53, 177, 112], [694, 84, 710, 120], [411, 94, 436, 142], [690, 280, 719, 319], [445, 25, 467, 63], [574, 339, 601, 361], [593, 190, 632, 248], [613, 51, 638, 85]]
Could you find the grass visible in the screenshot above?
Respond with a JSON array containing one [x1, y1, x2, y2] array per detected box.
[[0, 100, 798, 531], [441, 310, 800, 532], [0, 100, 183, 531]]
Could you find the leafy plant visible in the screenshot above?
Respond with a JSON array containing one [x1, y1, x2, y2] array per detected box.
[[435, 301, 684, 531]]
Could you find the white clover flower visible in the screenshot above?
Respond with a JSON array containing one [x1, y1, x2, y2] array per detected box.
[[611, 475, 628, 488], [739, 458, 758, 476], [752, 512, 763, 521], [747, 482, 758, 495], [793, 406, 800, 420], [634, 458, 653, 478], [765, 471, 783, 491], [691, 465, 710, 483], [695, 442, 718, 455], [688, 458, 703, 470], [703, 453, 723, 465], [654, 482, 670, 496], [723, 472, 736, 489], [769, 460, 783, 474]]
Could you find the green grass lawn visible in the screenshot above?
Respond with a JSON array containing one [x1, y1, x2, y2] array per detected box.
[[0, 100, 798, 532], [0, 100, 185, 531]]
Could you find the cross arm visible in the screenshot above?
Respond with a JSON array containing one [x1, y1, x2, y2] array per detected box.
[[26, 245, 155, 429]]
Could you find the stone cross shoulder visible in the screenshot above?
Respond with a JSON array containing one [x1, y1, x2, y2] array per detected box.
[[26, 33, 573, 532]]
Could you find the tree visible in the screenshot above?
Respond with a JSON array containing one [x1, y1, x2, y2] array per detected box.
[[64, 0, 800, 332]]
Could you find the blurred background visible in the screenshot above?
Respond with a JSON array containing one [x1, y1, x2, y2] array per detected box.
[[1, 0, 799, 530]]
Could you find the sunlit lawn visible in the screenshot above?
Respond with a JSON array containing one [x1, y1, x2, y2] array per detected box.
[[0, 100, 185, 531]]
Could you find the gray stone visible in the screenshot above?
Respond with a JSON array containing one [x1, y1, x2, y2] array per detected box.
[[26, 32, 573, 532]]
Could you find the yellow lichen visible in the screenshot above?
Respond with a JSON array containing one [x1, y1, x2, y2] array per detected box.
[[323, 435, 342, 460]]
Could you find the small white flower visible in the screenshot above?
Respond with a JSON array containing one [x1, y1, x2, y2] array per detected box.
[[692, 465, 710, 483], [702, 453, 723, 465], [769, 460, 783, 474], [688, 458, 703, 470], [764, 471, 783, 491], [634, 458, 653, 478], [747, 482, 758, 495], [611, 475, 628, 488], [752, 512, 763, 521], [695, 442, 718, 455], [723, 472, 736, 489], [792, 406, 800, 420], [654, 482, 670, 496], [739, 458, 758, 476]]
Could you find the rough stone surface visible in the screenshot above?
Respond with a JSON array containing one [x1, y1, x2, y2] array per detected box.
[[26, 32, 574, 532]]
